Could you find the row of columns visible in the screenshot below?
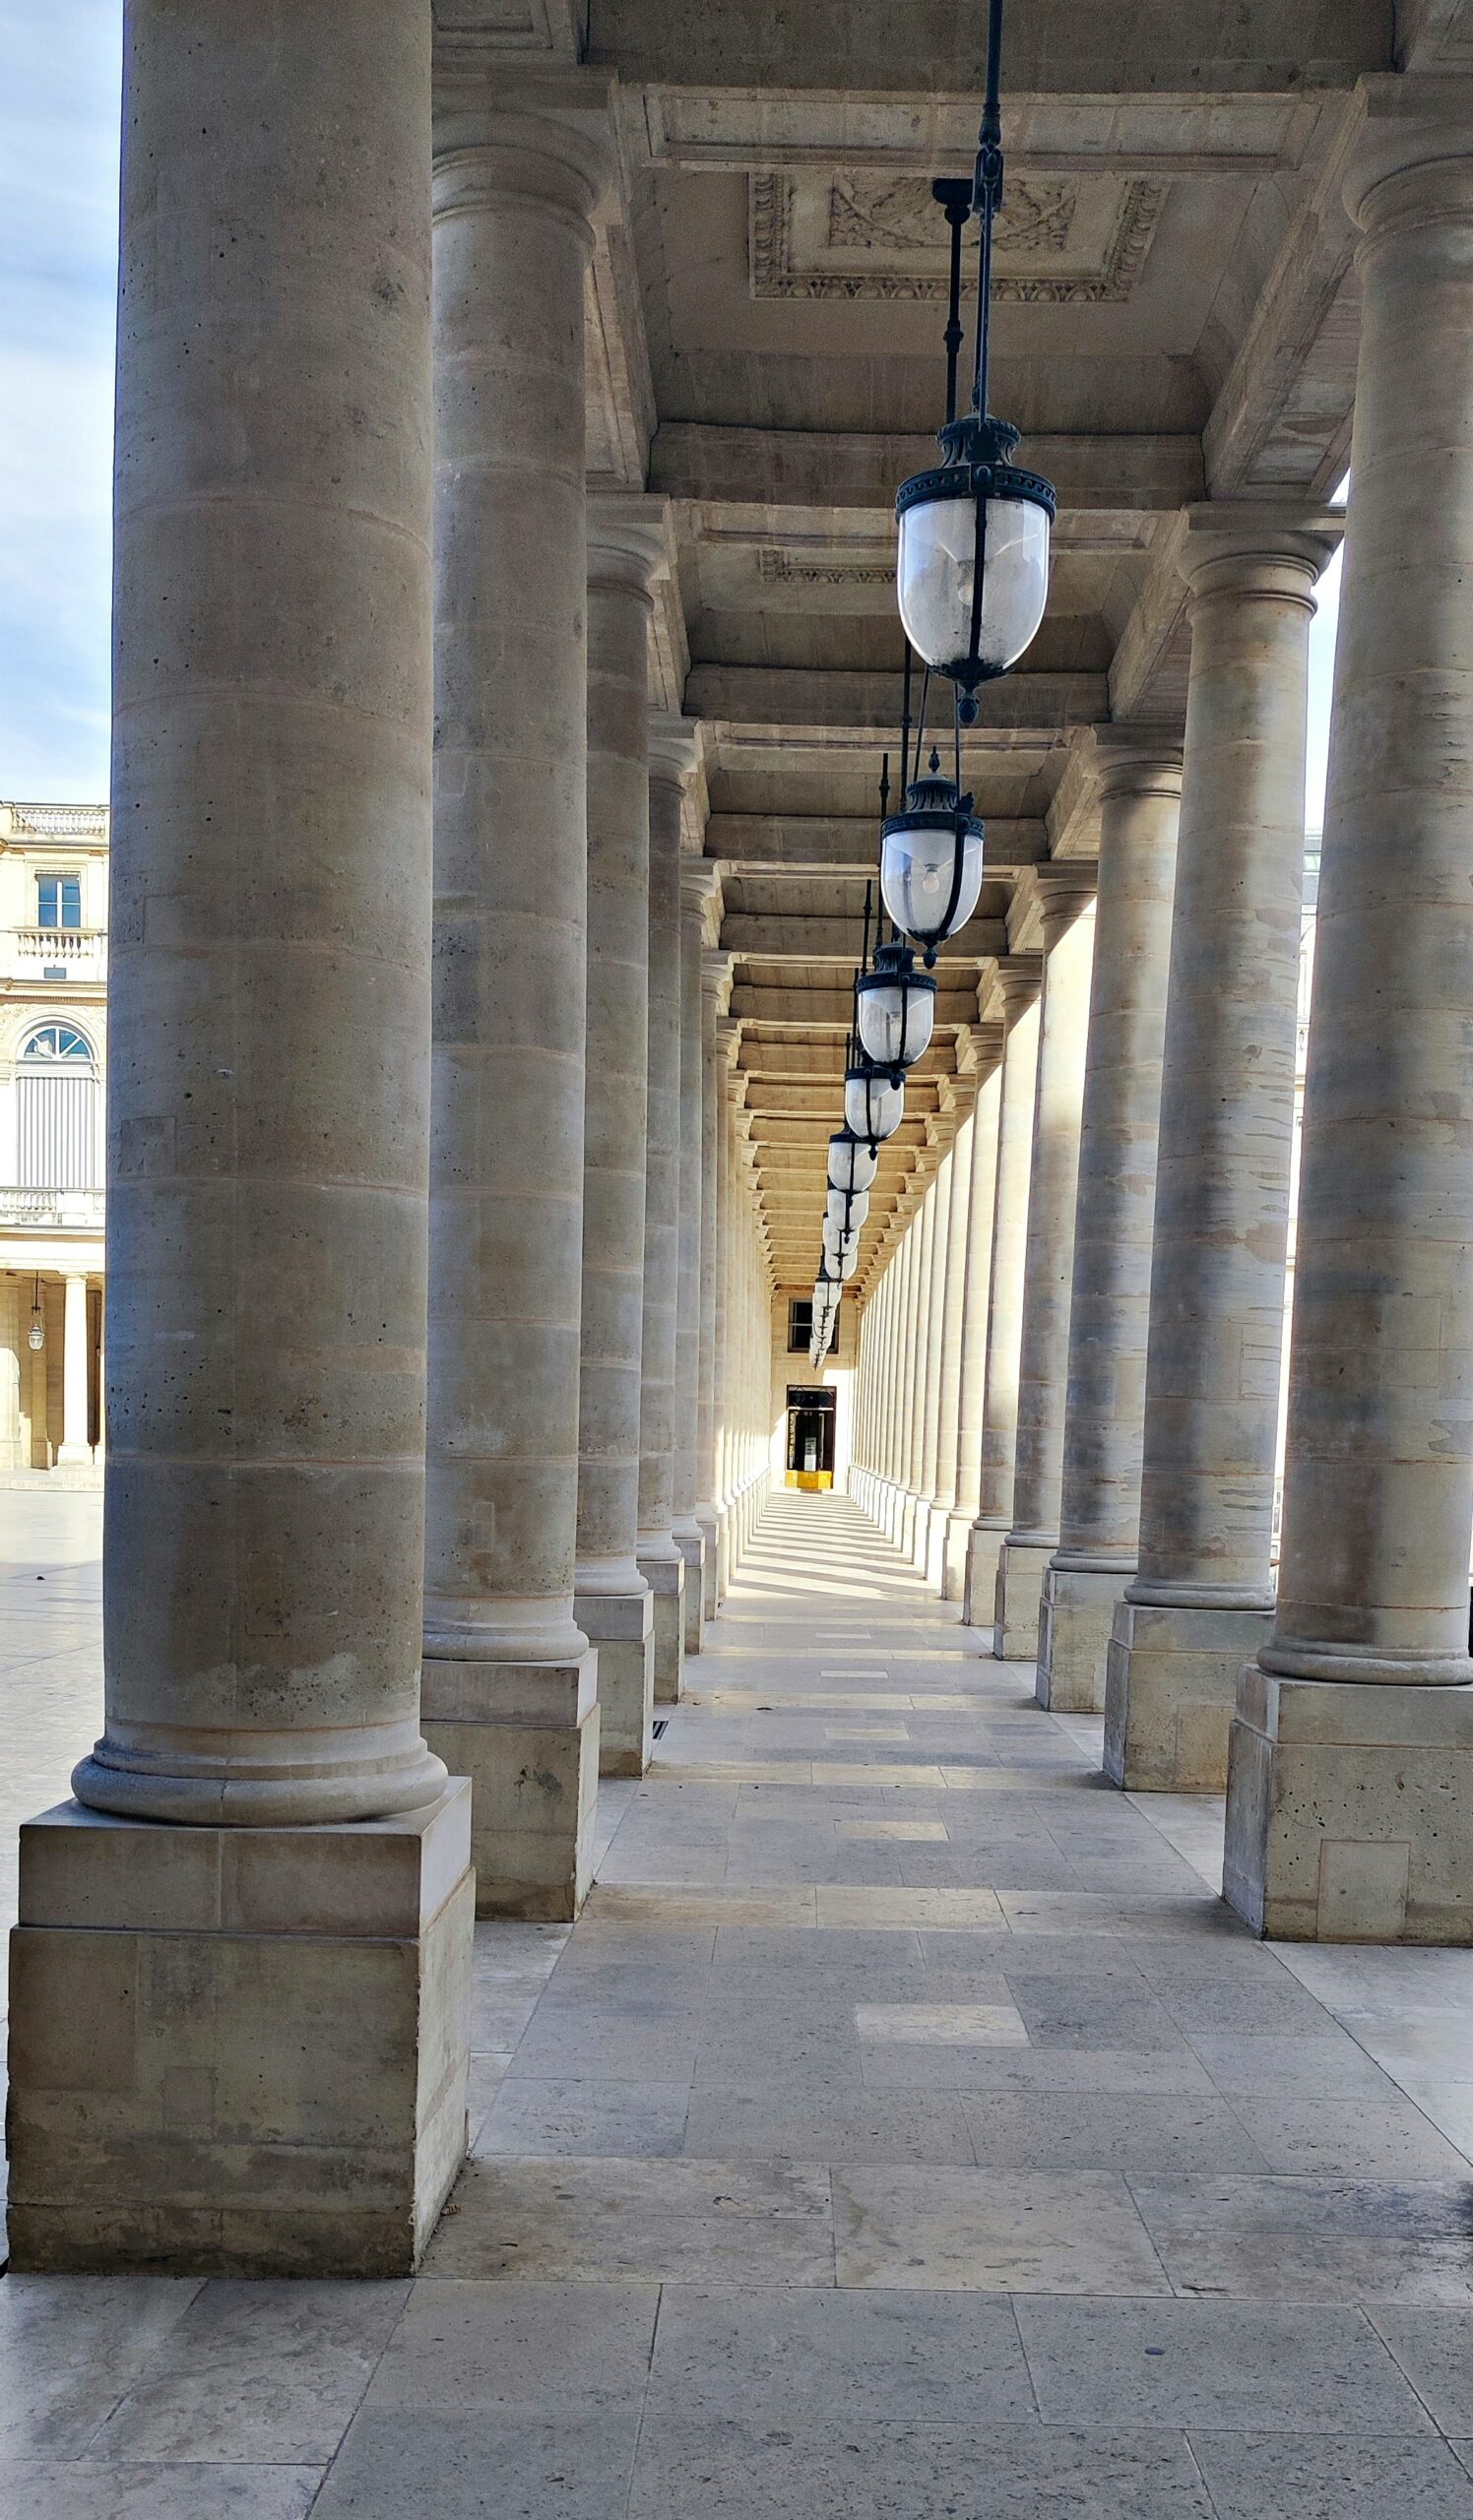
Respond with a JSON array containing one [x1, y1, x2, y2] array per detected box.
[[8, 20, 775, 2277], [854, 75, 1473, 1953]]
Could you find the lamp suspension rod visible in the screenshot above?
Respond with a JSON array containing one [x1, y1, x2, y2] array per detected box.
[[971, 0, 1005, 421]]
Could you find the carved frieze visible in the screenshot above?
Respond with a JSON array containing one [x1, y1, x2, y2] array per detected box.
[[749, 169, 1167, 303]]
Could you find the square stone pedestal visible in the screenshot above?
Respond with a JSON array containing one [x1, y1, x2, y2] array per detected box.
[[577, 1587, 654, 1779], [994, 1537, 1053, 1664], [1225, 1666, 1473, 1943], [1037, 1564, 1130, 1713], [1104, 1600, 1273, 1790], [422, 1652, 599, 1920], [676, 1530, 705, 1654], [963, 1521, 1007, 1631], [638, 1546, 685, 1705], [7, 1786, 474, 2276]]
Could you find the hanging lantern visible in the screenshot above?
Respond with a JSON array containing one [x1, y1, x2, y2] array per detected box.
[[893, 0, 1054, 724], [896, 420, 1053, 720], [855, 943, 935, 1073], [880, 756, 985, 965], [826, 1184, 869, 1235], [827, 1130, 878, 1198], [27, 1276, 45, 1354], [844, 1059, 904, 1145]]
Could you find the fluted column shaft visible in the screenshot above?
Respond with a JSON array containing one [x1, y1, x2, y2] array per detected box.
[[1226, 88, 1473, 1943], [945, 1059, 1003, 1595], [574, 513, 665, 1777], [420, 104, 612, 1916], [964, 973, 1041, 1625], [75, 0, 445, 1832], [638, 726, 698, 1697], [1038, 747, 1182, 1711], [1104, 503, 1337, 1793]]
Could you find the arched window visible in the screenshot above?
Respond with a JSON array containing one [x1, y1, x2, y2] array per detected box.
[[18, 1022, 99, 1188]]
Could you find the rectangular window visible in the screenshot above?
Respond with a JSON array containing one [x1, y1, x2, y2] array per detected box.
[[788, 1297, 813, 1354], [37, 874, 82, 929]]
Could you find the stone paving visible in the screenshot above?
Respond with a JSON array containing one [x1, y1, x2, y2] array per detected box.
[[5, 1486, 1473, 2514]]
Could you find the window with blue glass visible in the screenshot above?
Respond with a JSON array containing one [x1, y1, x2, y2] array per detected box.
[[36, 873, 82, 929]]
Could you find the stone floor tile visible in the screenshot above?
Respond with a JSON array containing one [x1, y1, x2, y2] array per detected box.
[[644, 2287, 1035, 2423], [0, 2278, 203, 2460], [361, 2281, 660, 2411], [681, 2089, 976, 2165], [421, 2158, 836, 2285], [86, 2279, 407, 2465], [1014, 2297, 1436, 2431], [832, 2165, 1170, 2293], [1185, 2031, 1399, 2099], [861, 2042, 1217, 2094], [814, 1885, 1006, 1928], [312, 2411, 641, 2519], [962, 2092, 1271, 2174], [855, 1999, 1029, 2046], [1129, 2174, 1473, 2303], [1187, 2429, 1473, 2516], [1227, 2095, 1472, 2177], [626, 2418, 1215, 2519], [473, 2076, 691, 2158], [1370, 2305, 1473, 2433], [0, 2465, 324, 2519]]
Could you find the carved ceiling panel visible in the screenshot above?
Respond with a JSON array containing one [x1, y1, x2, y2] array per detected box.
[[749, 169, 1168, 302]]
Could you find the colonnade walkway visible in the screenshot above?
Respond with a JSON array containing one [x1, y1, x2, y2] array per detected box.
[[7, 1486, 1473, 2514]]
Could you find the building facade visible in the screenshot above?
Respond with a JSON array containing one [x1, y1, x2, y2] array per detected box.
[[0, 799, 106, 1479]]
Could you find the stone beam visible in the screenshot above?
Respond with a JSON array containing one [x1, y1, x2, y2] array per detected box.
[[685, 667, 1108, 735], [721, 916, 1006, 962], [653, 424, 1203, 520], [706, 813, 1049, 871]]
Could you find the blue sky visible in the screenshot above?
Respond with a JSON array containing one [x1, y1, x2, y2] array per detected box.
[[0, 6, 1342, 820]]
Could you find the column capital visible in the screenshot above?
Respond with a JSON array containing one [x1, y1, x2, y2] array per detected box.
[[432, 99, 613, 235], [716, 1014, 743, 1069], [648, 713, 703, 790], [1346, 73, 1473, 231], [680, 860, 722, 940], [952, 1020, 1005, 1081], [701, 950, 734, 1012], [981, 954, 1042, 1027], [1092, 725, 1185, 806], [1010, 863, 1098, 954], [587, 494, 672, 600], [1180, 501, 1344, 609]]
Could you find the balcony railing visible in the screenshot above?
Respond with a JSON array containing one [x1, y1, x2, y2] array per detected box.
[[14, 926, 107, 961], [0, 1187, 105, 1228]]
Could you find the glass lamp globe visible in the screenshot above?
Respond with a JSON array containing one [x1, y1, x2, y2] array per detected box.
[[28, 1308, 44, 1354], [826, 1192, 868, 1242], [855, 943, 935, 1073], [827, 1131, 878, 1197], [880, 760, 985, 963], [844, 1061, 904, 1144], [895, 416, 1054, 721]]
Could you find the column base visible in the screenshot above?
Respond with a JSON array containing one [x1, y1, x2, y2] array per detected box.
[[1225, 1667, 1473, 1943], [963, 1520, 1007, 1631], [925, 1505, 951, 1592], [639, 1545, 686, 1705], [910, 1498, 932, 1571], [1036, 1563, 1129, 1714], [6, 1786, 474, 2276], [576, 1587, 654, 1779], [994, 1536, 1055, 1665], [422, 1653, 599, 1920], [941, 1508, 974, 1602], [1104, 1599, 1273, 1791], [675, 1528, 706, 1654], [55, 1444, 94, 1468]]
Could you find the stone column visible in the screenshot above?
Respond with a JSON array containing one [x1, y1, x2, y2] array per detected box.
[[914, 1147, 953, 1572], [886, 1217, 916, 1540], [945, 1055, 1003, 1596], [901, 1189, 930, 1553], [965, 967, 1041, 1623], [1104, 503, 1338, 1791], [420, 94, 612, 1917], [1038, 741, 1182, 1710], [929, 1095, 976, 1587], [56, 1273, 92, 1466], [1226, 86, 1473, 1942], [673, 864, 713, 1648], [8, 0, 472, 2279], [997, 878, 1095, 1665], [574, 506, 666, 1780], [637, 721, 697, 1700], [0, 1277, 21, 1470], [694, 954, 728, 1615]]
